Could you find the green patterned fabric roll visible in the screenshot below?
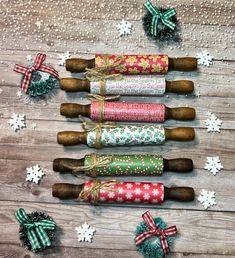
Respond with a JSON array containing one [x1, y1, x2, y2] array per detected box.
[[84, 154, 164, 176]]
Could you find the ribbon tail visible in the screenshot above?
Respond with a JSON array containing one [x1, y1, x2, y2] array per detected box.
[[35, 226, 51, 248], [39, 65, 59, 79], [160, 235, 170, 255], [27, 228, 42, 251], [162, 9, 177, 30], [151, 16, 158, 36], [21, 73, 32, 93]]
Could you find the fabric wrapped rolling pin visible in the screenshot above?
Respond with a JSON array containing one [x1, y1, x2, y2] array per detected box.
[[52, 180, 195, 205], [60, 100, 196, 122], [60, 75, 194, 95], [57, 124, 195, 148], [65, 54, 197, 74], [53, 154, 194, 177]]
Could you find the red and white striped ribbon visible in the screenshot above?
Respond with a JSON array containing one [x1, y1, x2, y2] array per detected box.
[[14, 53, 59, 93], [135, 211, 177, 255]]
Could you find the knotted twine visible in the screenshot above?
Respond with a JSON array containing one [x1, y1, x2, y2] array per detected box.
[[85, 55, 124, 95], [70, 153, 113, 177], [78, 179, 118, 205], [79, 115, 118, 149]]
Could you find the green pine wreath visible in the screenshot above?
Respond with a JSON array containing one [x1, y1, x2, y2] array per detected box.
[[23, 70, 58, 97], [135, 216, 175, 258]]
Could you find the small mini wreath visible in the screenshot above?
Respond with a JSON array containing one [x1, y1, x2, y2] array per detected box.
[[135, 211, 177, 258], [14, 53, 59, 100], [15, 208, 56, 253], [26, 70, 58, 97], [143, 0, 180, 44]]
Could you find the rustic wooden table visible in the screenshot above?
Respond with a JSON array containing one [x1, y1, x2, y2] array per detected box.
[[0, 0, 234, 257]]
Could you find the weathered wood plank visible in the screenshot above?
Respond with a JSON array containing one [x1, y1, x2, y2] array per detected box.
[[0, 158, 234, 211], [1, 244, 234, 258], [0, 22, 234, 60], [0, 0, 234, 26], [1, 201, 234, 255]]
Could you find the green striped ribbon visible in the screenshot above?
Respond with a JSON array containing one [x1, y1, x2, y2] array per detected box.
[[144, 0, 176, 36], [15, 208, 56, 251]]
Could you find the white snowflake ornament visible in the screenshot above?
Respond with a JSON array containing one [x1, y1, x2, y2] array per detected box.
[[196, 50, 213, 67], [205, 113, 222, 132], [26, 164, 45, 184], [75, 222, 96, 243], [58, 51, 71, 66], [198, 189, 216, 209], [16, 90, 23, 97], [204, 156, 223, 175], [8, 113, 26, 132], [115, 19, 133, 36]]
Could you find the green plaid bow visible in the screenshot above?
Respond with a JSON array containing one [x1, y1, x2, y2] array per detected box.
[[144, 0, 176, 36], [15, 208, 56, 251]]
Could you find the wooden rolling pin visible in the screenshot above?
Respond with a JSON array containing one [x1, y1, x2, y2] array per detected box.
[[65, 54, 197, 73], [60, 77, 194, 95], [52, 181, 195, 203], [60, 102, 196, 122], [53, 155, 193, 176], [57, 126, 195, 147]]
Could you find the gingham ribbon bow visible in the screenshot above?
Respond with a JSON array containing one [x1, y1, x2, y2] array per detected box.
[[14, 53, 59, 93], [15, 208, 56, 251], [144, 0, 176, 36], [135, 211, 177, 255]]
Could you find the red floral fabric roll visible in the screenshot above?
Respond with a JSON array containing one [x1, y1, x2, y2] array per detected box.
[[95, 54, 169, 74], [84, 181, 164, 204], [90, 101, 165, 122]]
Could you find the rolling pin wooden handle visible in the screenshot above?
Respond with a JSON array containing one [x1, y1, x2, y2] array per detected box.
[[61, 103, 195, 121], [53, 158, 85, 173], [168, 57, 197, 71], [164, 187, 195, 202], [53, 157, 193, 174], [164, 158, 193, 172], [60, 103, 90, 117], [60, 78, 90, 92], [165, 80, 194, 94], [52, 183, 83, 199], [165, 107, 196, 121], [57, 131, 87, 145], [60, 78, 194, 94], [66, 57, 197, 73], [66, 58, 95, 73], [165, 127, 195, 141], [52, 183, 195, 202]]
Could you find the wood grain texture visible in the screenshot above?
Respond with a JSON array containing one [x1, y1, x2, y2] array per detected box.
[[1, 201, 235, 256], [0, 0, 234, 257]]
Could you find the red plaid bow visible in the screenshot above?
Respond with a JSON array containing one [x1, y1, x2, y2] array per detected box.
[[135, 211, 177, 256], [14, 53, 59, 93]]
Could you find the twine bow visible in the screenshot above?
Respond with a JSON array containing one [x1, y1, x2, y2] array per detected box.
[[79, 179, 118, 205], [135, 211, 177, 255], [14, 53, 59, 93], [15, 208, 56, 251], [71, 153, 113, 177], [79, 115, 117, 149], [144, 0, 176, 36], [85, 55, 124, 80], [85, 55, 123, 95]]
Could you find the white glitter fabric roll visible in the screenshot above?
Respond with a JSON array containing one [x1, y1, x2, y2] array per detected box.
[[90, 75, 166, 96]]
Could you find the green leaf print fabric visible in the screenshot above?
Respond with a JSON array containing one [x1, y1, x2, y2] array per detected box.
[[87, 125, 165, 148]]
